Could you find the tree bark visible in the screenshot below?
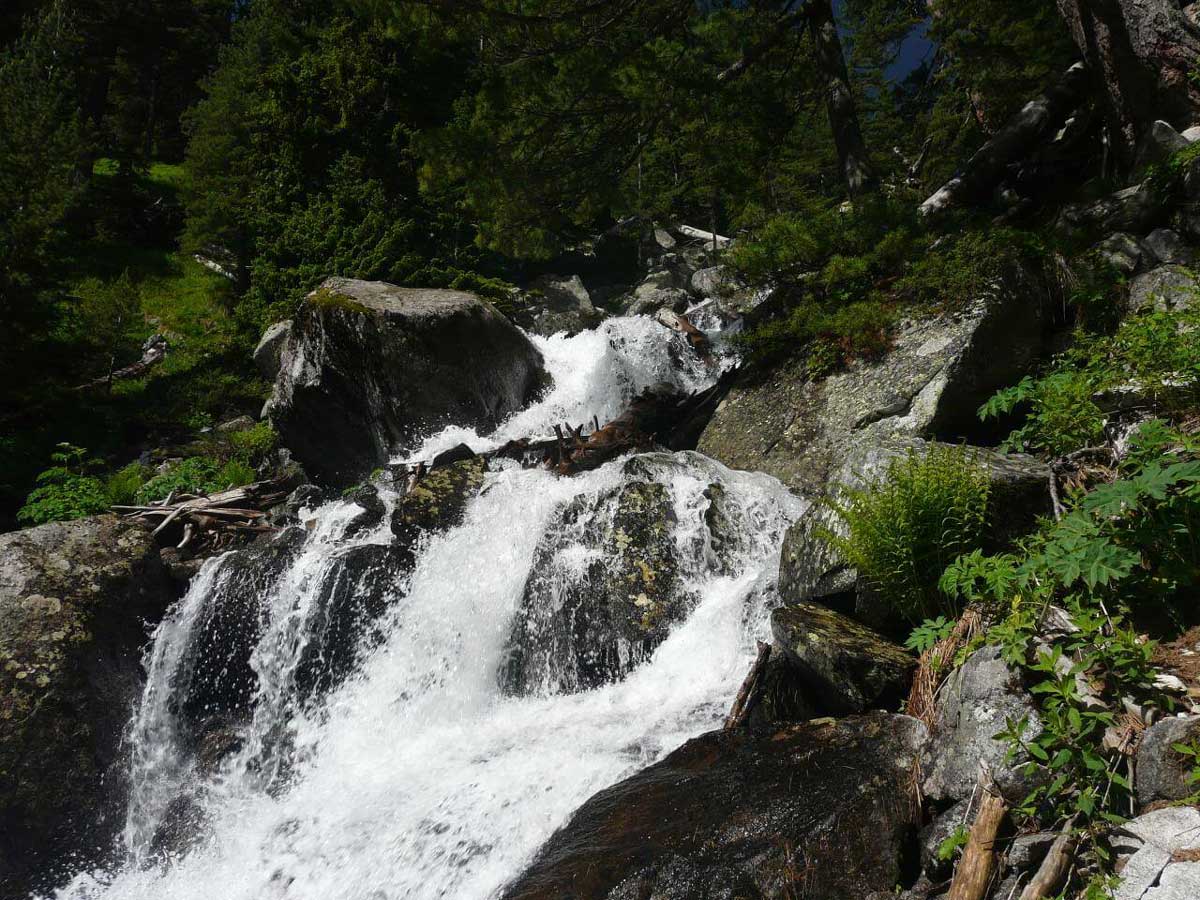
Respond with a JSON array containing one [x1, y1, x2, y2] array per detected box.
[[808, 0, 875, 198], [1055, 0, 1200, 170], [947, 784, 1009, 900], [919, 63, 1090, 217]]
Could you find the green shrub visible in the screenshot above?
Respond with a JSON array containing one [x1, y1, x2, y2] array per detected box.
[[135, 455, 255, 504], [940, 450, 1200, 826], [981, 304, 1200, 456], [228, 421, 277, 465], [820, 445, 991, 624], [17, 444, 110, 525], [104, 462, 150, 506]]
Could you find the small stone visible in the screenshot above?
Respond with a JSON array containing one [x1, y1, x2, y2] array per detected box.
[[1136, 715, 1200, 807]]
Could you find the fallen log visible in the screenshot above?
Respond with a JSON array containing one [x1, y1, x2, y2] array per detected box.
[[405, 371, 739, 478], [919, 63, 1090, 218], [74, 334, 167, 392], [116, 474, 296, 553], [724, 641, 772, 731], [947, 777, 1008, 900], [1017, 816, 1078, 900]]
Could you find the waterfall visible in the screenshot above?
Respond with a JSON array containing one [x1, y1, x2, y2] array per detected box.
[[52, 317, 804, 900]]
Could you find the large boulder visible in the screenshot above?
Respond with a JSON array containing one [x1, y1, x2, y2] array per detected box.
[[253, 320, 291, 380], [777, 438, 1053, 615], [1135, 715, 1200, 808], [1126, 264, 1199, 315], [623, 268, 693, 316], [0, 516, 172, 895], [922, 645, 1044, 805], [527, 274, 603, 336], [268, 278, 547, 486], [770, 602, 915, 715], [501, 460, 693, 695], [1056, 182, 1161, 238], [500, 713, 927, 900], [698, 261, 1053, 497], [1111, 806, 1200, 900]]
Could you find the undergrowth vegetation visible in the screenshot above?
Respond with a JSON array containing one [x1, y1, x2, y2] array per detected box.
[[822, 445, 991, 624], [728, 197, 1046, 373]]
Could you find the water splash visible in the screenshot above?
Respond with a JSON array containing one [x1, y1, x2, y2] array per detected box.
[[52, 314, 802, 900]]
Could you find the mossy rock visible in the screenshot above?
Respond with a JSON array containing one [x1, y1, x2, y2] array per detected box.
[[770, 601, 915, 716], [501, 473, 695, 695], [0, 516, 172, 894], [391, 457, 488, 542]]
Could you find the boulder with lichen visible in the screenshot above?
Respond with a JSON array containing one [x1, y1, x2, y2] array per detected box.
[[0, 516, 172, 896]]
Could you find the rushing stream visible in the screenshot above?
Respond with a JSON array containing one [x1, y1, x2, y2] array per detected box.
[[54, 316, 805, 900]]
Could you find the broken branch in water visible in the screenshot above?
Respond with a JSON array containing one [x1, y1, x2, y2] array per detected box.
[[724, 641, 772, 731]]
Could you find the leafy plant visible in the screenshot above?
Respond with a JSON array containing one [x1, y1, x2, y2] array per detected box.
[[228, 421, 277, 465], [17, 444, 110, 525], [1169, 737, 1200, 802], [821, 446, 991, 624], [905, 616, 956, 653], [104, 462, 150, 506], [135, 455, 255, 504], [936, 824, 970, 862], [980, 304, 1200, 457], [939, 450, 1200, 828]]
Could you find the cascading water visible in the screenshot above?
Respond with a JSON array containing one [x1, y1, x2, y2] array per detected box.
[[53, 316, 805, 900]]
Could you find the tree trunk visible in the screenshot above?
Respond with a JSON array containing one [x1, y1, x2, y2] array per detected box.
[[1055, 0, 1200, 170], [808, 0, 875, 198], [919, 63, 1090, 217]]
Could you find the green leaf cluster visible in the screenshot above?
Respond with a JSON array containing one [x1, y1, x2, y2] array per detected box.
[[821, 445, 991, 624], [940, 451, 1200, 826], [981, 302, 1200, 456]]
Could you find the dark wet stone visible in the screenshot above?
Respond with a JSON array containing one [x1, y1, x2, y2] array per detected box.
[[501, 713, 928, 900], [771, 601, 915, 715], [501, 472, 692, 695]]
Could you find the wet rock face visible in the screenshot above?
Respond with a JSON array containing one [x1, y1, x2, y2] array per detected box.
[[174, 528, 307, 738], [268, 277, 548, 486], [501, 471, 692, 695], [391, 457, 488, 544], [0, 516, 172, 895], [698, 260, 1054, 497], [500, 713, 928, 900], [770, 602, 915, 715], [178, 459, 489, 738]]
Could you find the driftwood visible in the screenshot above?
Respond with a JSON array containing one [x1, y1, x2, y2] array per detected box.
[[74, 334, 167, 392], [947, 777, 1009, 900], [452, 373, 736, 476], [115, 475, 294, 553], [919, 63, 1090, 218], [1017, 816, 1079, 900], [654, 308, 712, 358], [724, 641, 772, 730]]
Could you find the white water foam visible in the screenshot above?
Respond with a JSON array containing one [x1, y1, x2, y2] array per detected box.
[[52, 315, 802, 900]]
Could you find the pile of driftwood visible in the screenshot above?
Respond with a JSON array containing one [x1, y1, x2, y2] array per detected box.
[[115, 476, 294, 553], [463, 374, 735, 477]]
